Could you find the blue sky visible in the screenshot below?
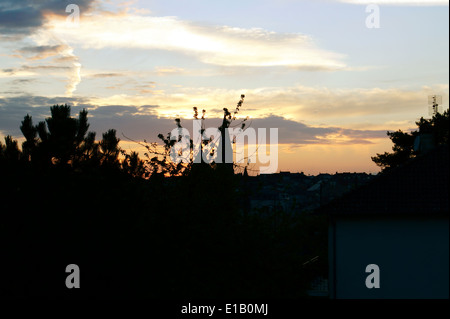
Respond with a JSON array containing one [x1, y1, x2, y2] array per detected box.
[[0, 0, 448, 174]]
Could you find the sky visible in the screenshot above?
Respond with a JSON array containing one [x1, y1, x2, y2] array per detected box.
[[0, 0, 448, 175]]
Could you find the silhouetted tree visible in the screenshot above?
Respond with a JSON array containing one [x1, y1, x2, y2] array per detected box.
[[20, 115, 37, 162], [19, 104, 96, 168], [18, 105, 131, 171], [0, 135, 21, 163], [99, 129, 121, 167], [372, 109, 449, 171], [76, 131, 99, 167], [122, 151, 146, 177]]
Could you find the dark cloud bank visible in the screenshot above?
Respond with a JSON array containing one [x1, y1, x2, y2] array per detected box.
[[0, 95, 387, 146], [0, 0, 95, 37]]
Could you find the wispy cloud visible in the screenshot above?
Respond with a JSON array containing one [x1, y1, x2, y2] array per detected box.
[[16, 45, 67, 60], [90, 72, 125, 78], [2, 1, 344, 97], [24, 33, 82, 96], [46, 13, 346, 70], [11, 78, 36, 84], [21, 65, 71, 71], [155, 67, 185, 76]]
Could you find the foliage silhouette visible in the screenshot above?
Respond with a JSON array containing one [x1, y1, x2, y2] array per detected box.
[[131, 95, 250, 178], [372, 109, 449, 171]]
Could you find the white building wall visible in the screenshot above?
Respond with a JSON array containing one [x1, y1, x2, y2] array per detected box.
[[330, 216, 449, 299]]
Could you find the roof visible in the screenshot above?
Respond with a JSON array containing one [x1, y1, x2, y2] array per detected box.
[[318, 145, 449, 216], [307, 181, 322, 192]]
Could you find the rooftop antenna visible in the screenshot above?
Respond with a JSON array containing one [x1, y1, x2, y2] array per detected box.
[[428, 95, 442, 117]]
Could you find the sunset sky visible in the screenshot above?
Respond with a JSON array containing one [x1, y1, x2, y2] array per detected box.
[[0, 0, 448, 174]]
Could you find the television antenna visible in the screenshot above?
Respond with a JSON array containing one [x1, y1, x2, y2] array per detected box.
[[428, 95, 442, 116]]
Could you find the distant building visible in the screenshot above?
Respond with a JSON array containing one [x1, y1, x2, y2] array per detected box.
[[241, 171, 374, 216], [321, 145, 449, 299]]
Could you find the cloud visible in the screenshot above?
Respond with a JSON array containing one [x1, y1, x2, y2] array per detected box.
[[335, 0, 448, 5], [282, 85, 449, 121], [161, 84, 447, 130], [47, 13, 346, 70], [3, 61, 81, 96], [0, 0, 97, 37], [22, 65, 71, 71], [16, 44, 67, 60], [90, 73, 125, 78], [155, 67, 185, 76], [2, 1, 345, 97], [0, 7, 42, 35], [0, 95, 387, 147], [18, 35, 82, 96], [246, 115, 386, 145], [340, 128, 387, 139], [84, 111, 386, 146], [11, 78, 36, 84], [0, 2, 90, 96], [86, 108, 386, 146], [0, 65, 67, 78], [91, 84, 448, 130], [65, 61, 81, 96], [1, 68, 15, 74]]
